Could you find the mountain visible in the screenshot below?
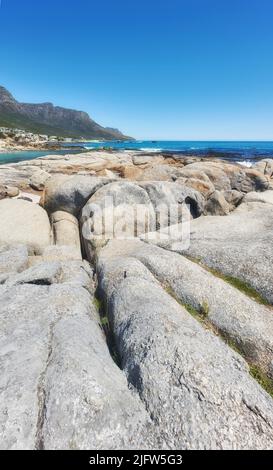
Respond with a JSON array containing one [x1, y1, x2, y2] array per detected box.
[[0, 86, 132, 140]]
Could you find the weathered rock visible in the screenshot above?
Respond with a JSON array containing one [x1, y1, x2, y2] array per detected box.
[[5, 262, 62, 287], [6, 186, 20, 197], [0, 185, 19, 199], [179, 177, 215, 196], [0, 283, 154, 450], [0, 185, 8, 200], [42, 245, 82, 262], [0, 245, 29, 274], [51, 211, 81, 258], [254, 159, 273, 178], [139, 220, 191, 252], [223, 190, 244, 209], [178, 162, 234, 191], [0, 151, 271, 201], [177, 161, 269, 193], [112, 239, 273, 377], [43, 175, 115, 216], [30, 169, 51, 191], [96, 168, 118, 178], [120, 165, 144, 180], [77, 170, 96, 176], [27, 250, 93, 289], [97, 240, 273, 449], [176, 167, 212, 182], [132, 154, 164, 166], [179, 199, 273, 304], [79, 179, 204, 256], [233, 168, 269, 193], [0, 199, 51, 254], [0, 165, 33, 189], [132, 164, 181, 182], [139, 181, 205, 223], [205, 190, 230, 215], [81, 181, 156, 259], [58, 260, 94, 292], [243, 190, 273, 205], [176, 168, 215, 196]]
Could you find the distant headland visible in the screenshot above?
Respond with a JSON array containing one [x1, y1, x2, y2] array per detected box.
[[0, 86, 132, 141]]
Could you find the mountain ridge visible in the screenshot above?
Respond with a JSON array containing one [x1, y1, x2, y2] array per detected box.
[[0, 86, 132, 140]]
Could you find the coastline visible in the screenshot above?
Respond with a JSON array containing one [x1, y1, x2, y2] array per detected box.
[[2, 130, 273, 165], [1, 146, 273, 449], [0, 140, 86, 153]]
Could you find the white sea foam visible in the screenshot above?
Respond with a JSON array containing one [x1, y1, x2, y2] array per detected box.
[[237, 160, 253, 168], [140, 148, 162, 153], [84, 146, 95, 150]]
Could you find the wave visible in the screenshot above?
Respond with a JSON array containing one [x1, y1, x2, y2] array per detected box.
[[237, 160, 253, 168], [140, 148, 162, 153]]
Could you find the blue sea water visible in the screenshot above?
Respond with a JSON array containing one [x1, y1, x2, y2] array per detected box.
[[1, 141, 273, 165], [81, 140, 273, 163], [0, 149, 82, 165]]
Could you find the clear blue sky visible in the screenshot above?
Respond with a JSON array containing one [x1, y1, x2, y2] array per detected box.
[[1, 0, 273, 140]]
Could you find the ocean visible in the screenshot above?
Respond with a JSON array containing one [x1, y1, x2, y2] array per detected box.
[[82, 140, 273, 165], [1, 141, 273, 165], [0, 149, 82, 165]]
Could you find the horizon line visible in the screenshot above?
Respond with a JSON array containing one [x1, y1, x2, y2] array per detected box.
[[132, 139, 273, 142]]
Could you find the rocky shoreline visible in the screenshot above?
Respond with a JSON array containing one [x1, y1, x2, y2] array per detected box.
[[0, 149, 273, 449], [0, 127, 86, 153]]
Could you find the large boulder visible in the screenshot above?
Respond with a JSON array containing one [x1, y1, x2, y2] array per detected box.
[[177, 177, 215, 196], [42, 175, 116, 217], [139, 181, 205, 223], [132, 154, 165, 166], [130, 164, 182, 182], [223, 189, 244, 209], [243, 190, 273, 205], [233, 168, 269, 193], [81, 181, 156, 259], [30, 169, 51, 191], [178, 162, 234, 191], [80, 180, 204, 261], [112, 239, 273, 378], [204, 190, 230, 215], [97, 240, 273, 449], [0, 185, 20, 199], [177, 161, 269, 193], [176, 168, 215, 196], [0, 199, 51, 254], [253, 159, 273, 178]]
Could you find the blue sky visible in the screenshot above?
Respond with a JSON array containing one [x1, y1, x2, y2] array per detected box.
[[1, 0, 273, 140]]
